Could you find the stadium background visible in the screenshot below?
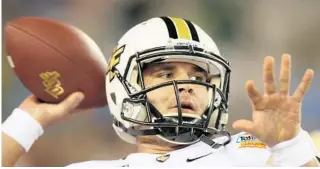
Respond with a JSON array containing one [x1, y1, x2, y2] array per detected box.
[[2, 0, 320, 166]]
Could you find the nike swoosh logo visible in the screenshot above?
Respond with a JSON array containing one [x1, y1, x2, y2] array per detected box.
[[186, 152, 213, 162]]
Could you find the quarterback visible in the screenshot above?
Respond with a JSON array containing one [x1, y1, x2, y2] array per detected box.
[[2, 16, 320, 167]]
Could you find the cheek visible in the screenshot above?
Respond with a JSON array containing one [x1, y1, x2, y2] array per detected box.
[[146, 90, 159, 103], [147, 86, 173, 103], [196, 88, 209, 108], [146, 86, 174, 113]]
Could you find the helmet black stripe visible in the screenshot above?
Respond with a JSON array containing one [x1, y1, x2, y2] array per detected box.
[[160, 16, 178, 39], [184, 19, 200, 42]]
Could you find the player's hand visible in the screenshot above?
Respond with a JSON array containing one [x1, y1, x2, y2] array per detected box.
[[232, 54, 314, 147], [18, 92, 85, 128]]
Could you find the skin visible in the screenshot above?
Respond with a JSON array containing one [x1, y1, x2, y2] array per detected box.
[[2, 55, 319, 166]]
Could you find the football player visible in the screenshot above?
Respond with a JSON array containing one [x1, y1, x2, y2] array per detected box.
[[2, 16, 319, 167]]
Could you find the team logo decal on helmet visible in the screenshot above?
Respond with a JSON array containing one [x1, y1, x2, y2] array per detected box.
[[107, 45, 126, 81]]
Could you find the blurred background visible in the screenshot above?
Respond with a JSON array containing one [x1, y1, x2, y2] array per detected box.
[[2, 0, 320, 166]]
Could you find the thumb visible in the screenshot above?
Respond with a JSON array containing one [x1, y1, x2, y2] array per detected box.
[[51, 92, 85, 115], [232, 119, 257, 136]]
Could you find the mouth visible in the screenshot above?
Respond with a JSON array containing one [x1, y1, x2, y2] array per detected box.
[[181, 101, 195, 110], [171, 101, 196, 112]]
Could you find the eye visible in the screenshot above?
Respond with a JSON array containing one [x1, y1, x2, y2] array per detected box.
[[158, 72, 173, 79], [190, 75, 206, 82]]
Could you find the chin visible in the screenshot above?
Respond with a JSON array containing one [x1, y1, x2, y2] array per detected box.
[[164, 110, 202, 119]]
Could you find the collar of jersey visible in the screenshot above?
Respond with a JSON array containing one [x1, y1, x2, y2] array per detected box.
[[125, 139, 224, 163]]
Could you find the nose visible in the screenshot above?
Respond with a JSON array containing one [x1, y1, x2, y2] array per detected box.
[[178, 86, 193, 94], [176, 72, 194, 94]]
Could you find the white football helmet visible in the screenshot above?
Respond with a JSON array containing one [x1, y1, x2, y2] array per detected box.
[[106, 16, 231, 145]]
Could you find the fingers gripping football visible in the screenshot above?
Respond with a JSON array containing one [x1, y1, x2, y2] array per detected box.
[[18, 92, 85, 128]]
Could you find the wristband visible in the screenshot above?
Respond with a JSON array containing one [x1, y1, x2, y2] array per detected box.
[[2, 108, 44, 152], [270, 129, 318, 166]]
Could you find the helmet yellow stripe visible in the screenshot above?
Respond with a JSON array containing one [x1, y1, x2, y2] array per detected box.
[[169, 17, 192, 40]]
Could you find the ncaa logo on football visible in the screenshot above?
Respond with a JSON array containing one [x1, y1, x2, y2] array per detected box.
[[39, 71, 64, 99]]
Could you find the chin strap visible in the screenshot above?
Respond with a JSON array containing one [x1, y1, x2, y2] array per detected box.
[[199, 130, 231, 149], [114, 118, 231, 149], [113, 120, 162, 136]]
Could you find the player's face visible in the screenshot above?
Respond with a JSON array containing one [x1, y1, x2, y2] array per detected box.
[[143, 62, 209, 117]]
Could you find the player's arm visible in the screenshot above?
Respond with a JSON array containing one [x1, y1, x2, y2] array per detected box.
[[1, 133, 26, 167], [1, 92, 84, 167], [265, 130, 320, 167]]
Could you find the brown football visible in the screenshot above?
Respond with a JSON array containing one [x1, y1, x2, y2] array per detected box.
[[4, 17, 108, 108]]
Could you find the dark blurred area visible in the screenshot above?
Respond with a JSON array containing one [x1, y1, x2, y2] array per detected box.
[[2, 0, 320, 166]]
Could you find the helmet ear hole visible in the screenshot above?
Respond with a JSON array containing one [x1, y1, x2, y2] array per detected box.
[[130, 65, 143, 91], [110, 92, 117, 104]]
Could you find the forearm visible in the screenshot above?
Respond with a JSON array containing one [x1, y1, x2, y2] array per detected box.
[[2, 132, 26, 167], [266, 129, 319, 167], [2, 108, 45, 167]]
